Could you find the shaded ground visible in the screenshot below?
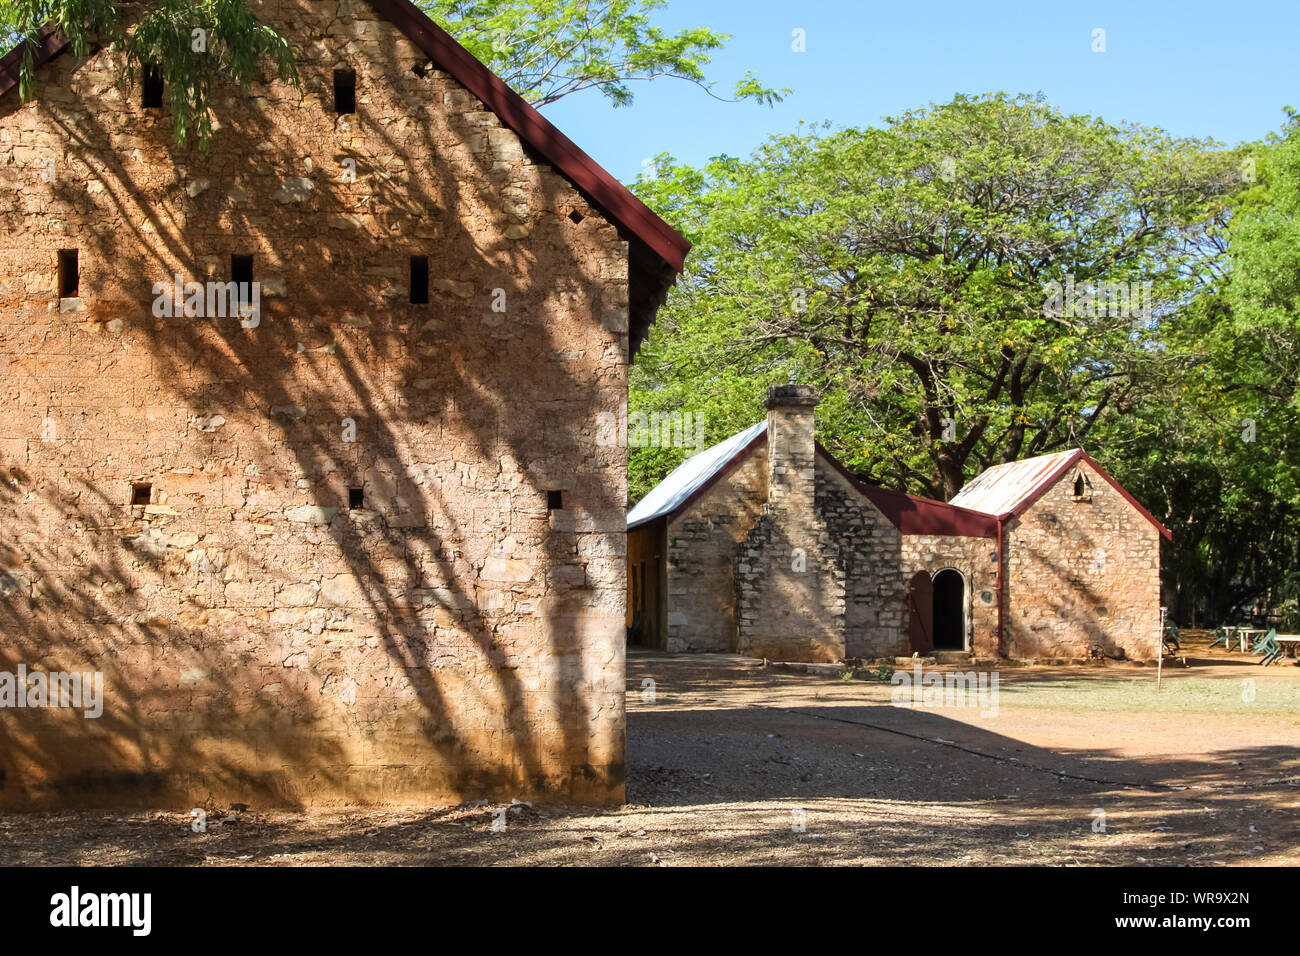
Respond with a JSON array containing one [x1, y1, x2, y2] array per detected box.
[[1, 632, 1297, 866]]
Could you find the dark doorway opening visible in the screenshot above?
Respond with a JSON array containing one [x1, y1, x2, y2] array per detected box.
[[932, 569, 966, 650]]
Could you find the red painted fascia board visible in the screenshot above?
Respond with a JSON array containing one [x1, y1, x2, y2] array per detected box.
[[0, 25, 71, 99], [369, 0, 690, 274]]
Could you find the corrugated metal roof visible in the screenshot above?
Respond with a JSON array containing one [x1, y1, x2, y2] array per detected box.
[[626, 421, 767, 529], [949, 450, 1083, 516]]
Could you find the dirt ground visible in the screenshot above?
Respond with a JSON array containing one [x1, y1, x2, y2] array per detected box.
[[2, 632, 1297, 866]]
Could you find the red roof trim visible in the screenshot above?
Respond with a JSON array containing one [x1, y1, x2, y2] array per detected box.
[[0, 25, 71, 98], [996, 449, 1172, 540], [368, 0, 688, 273], [1, 3, 691, 276], [816, 446, 999, 538]]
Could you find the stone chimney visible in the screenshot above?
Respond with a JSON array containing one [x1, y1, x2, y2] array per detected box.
[[764, 384, 819, 508]]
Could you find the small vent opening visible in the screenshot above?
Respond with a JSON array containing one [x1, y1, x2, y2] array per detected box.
[[409, 256, 429, 304], [142, 65, 164, 109], [333, 69, 357, 114], [58, 249, 79, 298]]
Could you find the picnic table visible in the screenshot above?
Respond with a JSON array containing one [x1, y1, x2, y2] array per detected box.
[[1210, 626, 1267, 652], [1236, 627, 1268, 652], [1273, 635, 1300, 664]]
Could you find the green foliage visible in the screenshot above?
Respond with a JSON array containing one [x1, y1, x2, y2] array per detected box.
[[631, 98, 1299, 627], [1102, 110, 1300, 626], [1, 0, 297, 149], [416, 0, 785, 108], [630, 95, 1243, 503]]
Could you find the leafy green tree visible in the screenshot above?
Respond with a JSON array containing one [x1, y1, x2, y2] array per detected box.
[[631, 95, 1243, 502], [1107, 111, 1300, 626], [0, 0, 297, 148], [416, 0, 784, 108]]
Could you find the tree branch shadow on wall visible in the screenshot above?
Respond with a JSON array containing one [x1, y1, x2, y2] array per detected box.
[[0, 9, 628, 809]]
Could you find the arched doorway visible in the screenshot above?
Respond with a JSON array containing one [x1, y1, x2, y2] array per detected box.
[[932, 569, 966, 651]]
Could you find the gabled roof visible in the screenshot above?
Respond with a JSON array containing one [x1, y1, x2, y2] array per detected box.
[[627, 420, 998, 538], [817, 450, 998, 538], [0, 1, 690, 349], [627, 421, 766, 529], [950, 448, 1172, 540]]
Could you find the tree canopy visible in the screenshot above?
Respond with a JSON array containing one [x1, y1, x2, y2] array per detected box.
[[630, 95, 1297, 627]]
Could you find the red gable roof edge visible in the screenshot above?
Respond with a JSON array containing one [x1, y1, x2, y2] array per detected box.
[[369, 0, 689, 274], [816, 445, 999, 538], [0, 25, 71, 98], [1003, 449, 1173, 541], [1, 3, 691, 278]]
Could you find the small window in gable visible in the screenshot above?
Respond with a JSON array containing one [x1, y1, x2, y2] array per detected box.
[[1072, 471, 1092, 501], [333, 69, 357, 114], [142, 65, 165, 109]]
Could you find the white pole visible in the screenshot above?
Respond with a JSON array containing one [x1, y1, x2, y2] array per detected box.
[[1158, 606, 1167, 689]]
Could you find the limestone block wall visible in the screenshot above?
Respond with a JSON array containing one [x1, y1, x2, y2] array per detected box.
[[1004, 461, 1162, 660], [735, 503, 845, 663], [900, 535, 999, 657], [813, 462, 908, 659], [664, 447, 766, 652], [0, 0, 633, 808]]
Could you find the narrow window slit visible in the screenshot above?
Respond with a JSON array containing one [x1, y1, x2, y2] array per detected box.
[[231, 254, 254, 307], [142, 65, 164, 109], [409, 256, 429, 304], [58, 249, 79, 298], [333, 69, 357, 114]]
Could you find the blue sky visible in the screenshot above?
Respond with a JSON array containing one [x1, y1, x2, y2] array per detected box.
[[540, 0, 1299, 183]]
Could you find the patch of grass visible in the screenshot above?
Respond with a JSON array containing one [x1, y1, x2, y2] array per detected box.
[[996, 675, 1300, 717]]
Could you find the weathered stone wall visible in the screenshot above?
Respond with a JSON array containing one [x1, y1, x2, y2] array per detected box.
[[813, 462, 908, 659], [735, 388, 846, 662], [0, 0, 633, 808], [664, 447, 766, 652], [900, 534, 999, 657], [1004, 461, 1162, 660]]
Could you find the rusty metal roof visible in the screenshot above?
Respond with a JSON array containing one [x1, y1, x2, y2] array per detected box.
[[949, 450, 1082, 517], [950, 448, 1173, 540]]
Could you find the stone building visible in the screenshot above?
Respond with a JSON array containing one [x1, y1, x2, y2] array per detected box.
[[627, 386, 1169, 663], [0, 1, 688, 809]]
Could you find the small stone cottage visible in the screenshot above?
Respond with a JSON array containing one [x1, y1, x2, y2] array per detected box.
[[627, 386, 1169, 663], [0, 0, 688, 809]]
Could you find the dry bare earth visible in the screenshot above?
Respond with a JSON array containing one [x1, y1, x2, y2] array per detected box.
[[1, 633, 1297, 866]]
